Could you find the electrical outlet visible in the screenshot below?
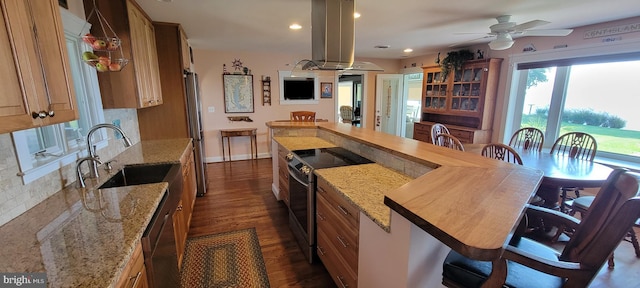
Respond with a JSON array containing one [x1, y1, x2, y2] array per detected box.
[[208, 106, 215, 113], [112, 119, 122, 139]]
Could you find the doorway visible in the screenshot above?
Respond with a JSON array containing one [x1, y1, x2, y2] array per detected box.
[[374, 73, 422, 137], [337, 74, 364, 127]]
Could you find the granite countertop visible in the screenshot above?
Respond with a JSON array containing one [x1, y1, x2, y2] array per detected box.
[[0, 138, 192, 287], [273, 136, 336, 151], [315, 164, 414, 232]]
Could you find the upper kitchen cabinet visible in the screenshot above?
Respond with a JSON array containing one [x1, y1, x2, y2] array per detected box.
[[138, 22, 190, 140], [83, 0, 162, 109], [415, 58, 502, 144], [0, 0, 78, 134], [179, 25, 191, 71]]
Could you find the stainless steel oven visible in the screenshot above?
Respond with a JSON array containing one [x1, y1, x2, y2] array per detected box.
[[287, 147, 372, 263]]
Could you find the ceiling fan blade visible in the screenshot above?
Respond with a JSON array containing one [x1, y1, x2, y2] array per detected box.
[[520, 29, 573, 37], [512, 20, 550, 31], [448, 35, 494, 47]]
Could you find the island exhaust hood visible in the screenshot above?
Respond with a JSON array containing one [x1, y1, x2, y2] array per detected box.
[[291, 0, 383, 74]]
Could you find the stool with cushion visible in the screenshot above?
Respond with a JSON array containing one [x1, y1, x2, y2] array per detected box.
[[442, 169, 640, 288]]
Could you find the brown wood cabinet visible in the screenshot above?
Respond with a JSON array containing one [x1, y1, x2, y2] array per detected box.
[[415, 58, 502, 144], [83, 0, 162, 109], [0, 0, 78, 134], [316, 177, 359, 288], [115, 242, 148, 288], [138, 22, 191, 140], [180, 25, 191, 71], [277, 144, 290, 207], [174, 142, 197, 268], [413, 121, 491, 144]]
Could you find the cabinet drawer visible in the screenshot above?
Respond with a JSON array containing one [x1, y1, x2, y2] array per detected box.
[[317, 194, 358, 269], [317, 178, 359, 228], [449, 129, 473, 143], [414, 122, 430, 132], [413, 128, 431, 142], [317, 229, 358, 288]]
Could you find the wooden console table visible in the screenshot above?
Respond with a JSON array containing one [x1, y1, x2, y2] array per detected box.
[[220, 128, 258, 161]]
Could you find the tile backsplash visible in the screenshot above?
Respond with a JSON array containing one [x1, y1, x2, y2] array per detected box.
[[0, 109, 140, 226]]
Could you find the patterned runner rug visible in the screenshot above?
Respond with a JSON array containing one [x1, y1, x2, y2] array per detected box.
[[180, 228, 270, 288]]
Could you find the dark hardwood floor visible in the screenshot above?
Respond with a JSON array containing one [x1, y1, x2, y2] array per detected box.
[[190, 158, 640, 288], [189, 158, 335, 288]]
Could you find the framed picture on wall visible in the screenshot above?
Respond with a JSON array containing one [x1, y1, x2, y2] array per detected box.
[[321, 82, 332, 99], [223, 74, 254, 113]]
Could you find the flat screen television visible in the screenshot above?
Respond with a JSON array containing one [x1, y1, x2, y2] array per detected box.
[[283, 78, 315, 100]]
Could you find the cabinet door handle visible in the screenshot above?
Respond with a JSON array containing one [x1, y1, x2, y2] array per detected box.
[[32, 111, 47, 119], [336, 235, 349, 248], [316, 245, 326, 256], [336, 275, 348, 288], [129, 271, 142, 288], [337, 205, 350, 216], [316, 212, 325, 221]]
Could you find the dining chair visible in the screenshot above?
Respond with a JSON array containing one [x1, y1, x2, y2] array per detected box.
[[550, 132, 598, 212], [481, 143, 523, 165], [569, 193, 640, 268], [290, 111, 316, 122], [339, 106, 353, 124], [442, 169, 640, 288], [431, 123, 451, 145], [508, 127, 544, 152], [434, 133, 464, 151]]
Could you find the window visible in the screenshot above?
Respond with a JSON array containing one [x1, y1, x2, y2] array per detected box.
[[11, 8, 106, 184], [507, 41, 640, 164]]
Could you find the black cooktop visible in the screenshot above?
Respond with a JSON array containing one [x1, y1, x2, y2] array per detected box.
[[292, 147, 373, 170]]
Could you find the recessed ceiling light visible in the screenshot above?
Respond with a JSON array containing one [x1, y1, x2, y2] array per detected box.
[[289, 24, 302, 30], [157, 0, 173, 2], [374, 45, 390, 49], [404, 48, 413, 53], [354, 12, 361, 19]]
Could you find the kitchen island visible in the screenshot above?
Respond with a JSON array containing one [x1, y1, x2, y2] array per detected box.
[[268, 121, 543, 287], [0, 139, 192, 287]]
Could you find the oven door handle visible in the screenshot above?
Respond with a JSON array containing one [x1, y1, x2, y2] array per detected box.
[[288, 168, 310, 188]]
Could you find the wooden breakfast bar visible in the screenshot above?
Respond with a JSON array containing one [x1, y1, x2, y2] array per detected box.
[[267, 121, 544, 287]]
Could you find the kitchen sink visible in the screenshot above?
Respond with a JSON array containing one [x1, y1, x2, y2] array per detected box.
[[98, 163, 179, 189]]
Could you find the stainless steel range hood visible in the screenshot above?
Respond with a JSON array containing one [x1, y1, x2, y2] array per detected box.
[[292, 0, 383, 74]]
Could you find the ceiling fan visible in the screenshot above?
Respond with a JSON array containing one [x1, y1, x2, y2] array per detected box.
[[455, 15, 574, 50]]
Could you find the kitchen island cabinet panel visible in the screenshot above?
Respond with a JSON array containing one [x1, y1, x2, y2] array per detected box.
[[316, 177, 360, 287]]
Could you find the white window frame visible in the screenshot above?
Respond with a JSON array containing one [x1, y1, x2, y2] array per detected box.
[[11, 7, 107, 184], [502, 38, 640, 169]]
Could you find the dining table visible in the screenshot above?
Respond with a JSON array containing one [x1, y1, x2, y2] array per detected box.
[[465, 144, 614, 209]]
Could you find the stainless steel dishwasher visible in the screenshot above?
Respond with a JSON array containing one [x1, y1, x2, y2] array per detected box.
[[140, 164, 182, 288]]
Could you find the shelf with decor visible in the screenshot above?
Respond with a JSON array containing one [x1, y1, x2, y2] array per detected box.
[[262, 76, 271, 106], [415, 58, 503, 144]]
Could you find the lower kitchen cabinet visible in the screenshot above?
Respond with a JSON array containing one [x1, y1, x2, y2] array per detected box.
[[116, 242, 148, 288], [277, 144, 290, 207], [316, 177, 359, 287], [173, 199, 187, 270], [175, 142, 197, 268]]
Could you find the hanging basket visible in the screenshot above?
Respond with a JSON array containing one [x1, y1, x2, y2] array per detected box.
[[80, 1, 129, 72]]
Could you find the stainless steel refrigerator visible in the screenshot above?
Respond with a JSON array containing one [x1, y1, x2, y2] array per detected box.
[[184, 72, 207, 196]]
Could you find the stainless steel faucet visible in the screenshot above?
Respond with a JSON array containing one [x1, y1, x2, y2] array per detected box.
[[86, 124, 133, 178], [76, 156, 103, 188]]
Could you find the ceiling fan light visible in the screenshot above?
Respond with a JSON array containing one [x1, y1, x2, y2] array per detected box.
[[489, 33, 514, 50]]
